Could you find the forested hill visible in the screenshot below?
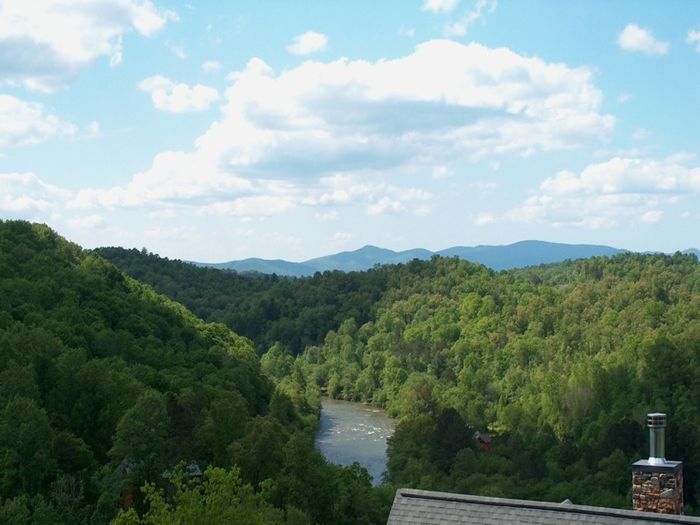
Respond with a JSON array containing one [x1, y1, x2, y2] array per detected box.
[[95, 246, 395, 355], [297, 253, 700, 511], [95, 243, 700, 513], [0, 221, 391, 524]]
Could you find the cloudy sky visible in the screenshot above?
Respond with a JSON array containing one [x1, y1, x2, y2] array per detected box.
[[1, 0, 699, 261]]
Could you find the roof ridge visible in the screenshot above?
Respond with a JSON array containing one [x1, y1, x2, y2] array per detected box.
[[397, 489, 700, 524]]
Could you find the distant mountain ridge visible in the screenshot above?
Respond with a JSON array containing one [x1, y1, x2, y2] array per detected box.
[[194, 240, 644, 276]]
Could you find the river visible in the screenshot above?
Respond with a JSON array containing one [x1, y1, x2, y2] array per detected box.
[[315, 398, 395, 486]]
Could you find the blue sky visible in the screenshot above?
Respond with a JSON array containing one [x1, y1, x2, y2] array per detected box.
[[1, 0, 698, 262]]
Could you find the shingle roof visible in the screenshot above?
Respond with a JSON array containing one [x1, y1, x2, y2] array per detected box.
[[387, 488, 700, 525]]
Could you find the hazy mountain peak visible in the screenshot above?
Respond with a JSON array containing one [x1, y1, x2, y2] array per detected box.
[[194, 240, 634, 276]]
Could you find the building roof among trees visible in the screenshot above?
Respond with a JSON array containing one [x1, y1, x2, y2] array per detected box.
[[387, 488, 700, 524]]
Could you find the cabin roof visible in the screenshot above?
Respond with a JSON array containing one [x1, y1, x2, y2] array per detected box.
[[387, 488, 700, 524]]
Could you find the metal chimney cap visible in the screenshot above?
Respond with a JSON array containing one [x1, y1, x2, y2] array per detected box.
[[647, 413, 667, 428]]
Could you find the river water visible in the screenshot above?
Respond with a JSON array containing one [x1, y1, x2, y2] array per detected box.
[[315, 398, 395, 485]]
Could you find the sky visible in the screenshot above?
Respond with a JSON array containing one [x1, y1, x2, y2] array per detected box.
[[1, 0, 699, 262]]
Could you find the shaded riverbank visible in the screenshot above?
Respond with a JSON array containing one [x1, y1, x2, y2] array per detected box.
[[315, 398, 395, 486]]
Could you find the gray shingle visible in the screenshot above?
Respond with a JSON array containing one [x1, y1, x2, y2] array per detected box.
[[386, 488, 700, 525]]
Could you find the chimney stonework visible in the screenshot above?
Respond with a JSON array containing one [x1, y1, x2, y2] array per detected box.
[[632, 412, 683, 515], [632, 461, 683, 514]]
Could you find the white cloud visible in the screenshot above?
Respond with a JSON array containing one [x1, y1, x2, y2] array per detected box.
[[617, 24, 669, 55], [632, 128, 650, 140], [0, 172, 70, 213], [166, 42, 186, 60], [202, 59, 222, 73], [432, 165, 453, 179], [422, 0, 460, 14], [640, 210, 662, 223], [287, 31, 328, 55], [68, 214, 104, 229], [138, 75, 219, 112], [87, 121, 101, 138], [71, 40, 612, 221], [0, 94, 74, 149], [445, 0, 497, 36], [0, 0, 175, 91], [475, 213, 495, 225], [332, 231, 355, 243], [506, 156, 700, 228], [206, 195, 296, 217], [399, 26, 416, 38], [315, 210, 338, 221], [207, 40, 612, 180], [687, 29, 700, 52], [616, 93, 632, 104], [70, 150, 253, 209], [367, 197, 404, 215]]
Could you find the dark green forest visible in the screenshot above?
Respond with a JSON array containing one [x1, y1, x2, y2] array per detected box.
[[98, 241, 700, 514], [0, 221, 389, 524], [297, 254, 700, 510], [94, 247, 393, 356], [3, 220, 700, 523]]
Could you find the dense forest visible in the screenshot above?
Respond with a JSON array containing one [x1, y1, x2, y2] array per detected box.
[[98, 242, 700, 515], [4, 221, 699, 523], [94, 247, 394, 355], [0, 221, 390, 524], [297, 254, 700, 511]]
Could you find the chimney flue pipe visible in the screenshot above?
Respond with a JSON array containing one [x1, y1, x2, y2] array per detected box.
[[647, 412, 667, 465]]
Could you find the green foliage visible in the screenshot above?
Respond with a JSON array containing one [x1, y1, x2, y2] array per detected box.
[[0, 221, 393, 524], [0, 397, 57, 498], [112, 466, 289, 525], [8, 219, 700, 520], [296, 253, 700, 511], [95, 246, 394, 355]]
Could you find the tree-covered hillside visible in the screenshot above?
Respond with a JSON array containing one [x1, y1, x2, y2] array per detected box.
[[96, 240, 700, 514], [0, 221, 390, 524], [297, 254, 700, 511], [95, 246, 394, 355]]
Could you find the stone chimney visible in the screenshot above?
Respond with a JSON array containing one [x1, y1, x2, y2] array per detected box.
[[632, 413, 683, 514]]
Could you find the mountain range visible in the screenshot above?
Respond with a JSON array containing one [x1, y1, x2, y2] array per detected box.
[[194, 241, 700, 277]]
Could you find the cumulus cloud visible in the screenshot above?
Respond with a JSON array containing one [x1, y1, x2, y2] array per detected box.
[[206, 195, 296, 217], [0, 94, 74, 149], [687, 29, 700, 52], [315, 210, 338, 221], [445, 0, 496, 36], [432, 166, 454, 179], [204, 39, 613, 180], [138, 75, 219, 112], [68, 214, 105, 229], [0, 172, 70, 213], [166, 42, 186, 60], [475, 212, 495, 225], [70, 39, 612, 220], [304, 174, 432, 216], [202, 59, 222, 73], [422, 0, 460, 14], [507, 156, 700, 228], [617, 24, 669, 55], [398, 26, 416, 38], [640, 210, 662, 223], [71, 150, 252, 209], [287, 31, 328, 55], [0, 0, 175, 91], [632, 128, 650, 140], [332, 231, 355, 243]]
